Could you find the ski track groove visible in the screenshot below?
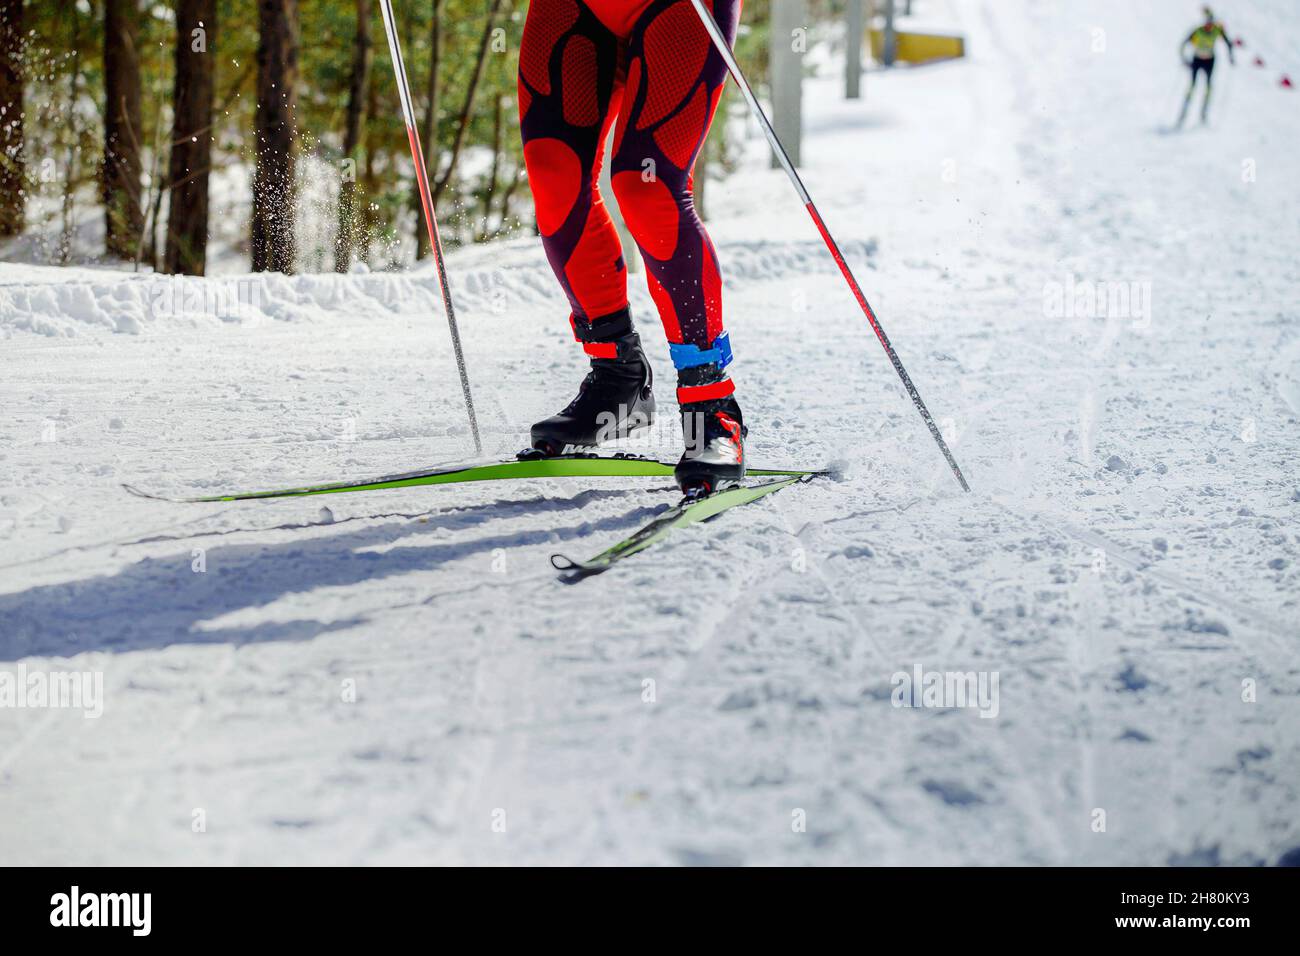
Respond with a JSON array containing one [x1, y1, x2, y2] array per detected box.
[[596, 504, 799, 864], [783, 482, 1096, 864], [104, 641, 240, 861], [989, 496, 1296, 665], [771, 495, 906, 863], [1062, 568, 1101, 863], [816, 515, 1071, 868]]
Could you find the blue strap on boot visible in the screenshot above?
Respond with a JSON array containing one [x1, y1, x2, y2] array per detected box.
[[669, 331, 733, 371]]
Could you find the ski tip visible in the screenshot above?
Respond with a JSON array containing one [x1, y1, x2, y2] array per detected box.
[[122, 483, 166, 501], [550, 553, 609, 580], [123, 483, 217, 503]]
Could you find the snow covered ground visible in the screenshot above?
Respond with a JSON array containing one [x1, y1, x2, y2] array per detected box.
[[2, 0, 1298, 866]]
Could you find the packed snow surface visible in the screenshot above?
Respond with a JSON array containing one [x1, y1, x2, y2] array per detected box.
[[2, 0, 1297, 865]]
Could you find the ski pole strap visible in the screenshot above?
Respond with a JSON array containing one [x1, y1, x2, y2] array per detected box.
[[677, 377, 735, 405], [669, 332, 733, 371]]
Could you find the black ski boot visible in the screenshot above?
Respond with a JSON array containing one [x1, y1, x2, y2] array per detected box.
[[675, 365, 746, 497], [529, 308, 654, 457]]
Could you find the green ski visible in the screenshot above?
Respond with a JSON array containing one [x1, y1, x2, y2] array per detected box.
[[123, 455, 821, 503], [551, 474, 812, 578]]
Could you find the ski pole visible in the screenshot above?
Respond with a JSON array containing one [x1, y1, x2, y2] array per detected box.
[[377, 0, 483, 455], [687, 0, 971, 492]]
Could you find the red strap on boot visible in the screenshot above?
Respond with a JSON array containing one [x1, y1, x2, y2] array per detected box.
[[569, 309, 632, 360], [676, 378, 735, 405]]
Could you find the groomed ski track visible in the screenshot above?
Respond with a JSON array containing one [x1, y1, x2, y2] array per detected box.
[[1, 0, 1298, 866]]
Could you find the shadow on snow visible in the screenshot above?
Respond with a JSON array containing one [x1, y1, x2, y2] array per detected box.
[[0, 489, 666, 661]]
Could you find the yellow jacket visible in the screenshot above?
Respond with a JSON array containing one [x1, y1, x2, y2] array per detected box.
[[1185, 21, 1233, 61]]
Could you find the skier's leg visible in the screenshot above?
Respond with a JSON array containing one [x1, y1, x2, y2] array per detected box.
[[610, 0, 747, 491], [519, 0, 628, 329], [1176, 66, 1196, 127], [1200, 57, 1216, 122], [611, 0, 740, 353], [520, 0, 657, 453]]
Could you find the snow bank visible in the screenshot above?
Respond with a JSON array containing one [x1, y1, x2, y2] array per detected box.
[[0, 235, 879, 338]]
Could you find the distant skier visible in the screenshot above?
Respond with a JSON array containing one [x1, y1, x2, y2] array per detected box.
[[518, 0, 746, 495], [1177, 6, 1236, 127]]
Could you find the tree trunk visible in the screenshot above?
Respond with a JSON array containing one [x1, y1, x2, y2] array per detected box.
[[359, 62, 380, 266], [478, 92, 502, 238], [103, 0, 143, 259], [413, 0, 442, 260], [433, 0, 503, 203], [137, 36, 169, 271], [164, 0, 216, 275], [0, 0, 23, 237], [335, 0, 371, 273], [251, 0, 298, 273], [59, 8, 84, 264], [497, 158, 522, 239]]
